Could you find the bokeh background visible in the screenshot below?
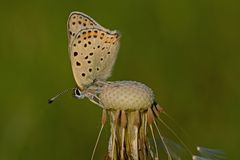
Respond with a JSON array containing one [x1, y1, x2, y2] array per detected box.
[[0, 0, 239, 159]]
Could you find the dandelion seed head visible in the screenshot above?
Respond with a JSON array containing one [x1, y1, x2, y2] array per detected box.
[[99, 81, 154, 110]]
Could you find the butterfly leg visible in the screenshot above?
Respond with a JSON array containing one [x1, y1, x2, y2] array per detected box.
[[86, 93, 105, 108]]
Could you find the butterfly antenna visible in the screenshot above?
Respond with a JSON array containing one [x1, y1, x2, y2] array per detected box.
[[91, 110, 107, 160], [48, 88, 73, 104]]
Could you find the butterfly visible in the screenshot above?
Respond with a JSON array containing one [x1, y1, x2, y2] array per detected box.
[[48, 12, 120, 103]]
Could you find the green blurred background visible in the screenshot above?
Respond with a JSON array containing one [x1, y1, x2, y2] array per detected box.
[[0, 0, 239, 159]]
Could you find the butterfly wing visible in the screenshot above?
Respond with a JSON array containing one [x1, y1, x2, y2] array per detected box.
[[94, 30, 120, 80], [67, 12, 120, 90], [67, 12, 101, 46]]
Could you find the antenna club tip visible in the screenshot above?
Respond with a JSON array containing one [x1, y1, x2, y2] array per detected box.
[[48, 99, 54, 104], [48, 88, 73, 104]]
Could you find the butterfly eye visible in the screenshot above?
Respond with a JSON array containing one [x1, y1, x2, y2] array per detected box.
[[73, 88, 84, 99]]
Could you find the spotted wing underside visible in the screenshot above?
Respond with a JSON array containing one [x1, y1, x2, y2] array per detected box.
[[67, 12, 120, 90]]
